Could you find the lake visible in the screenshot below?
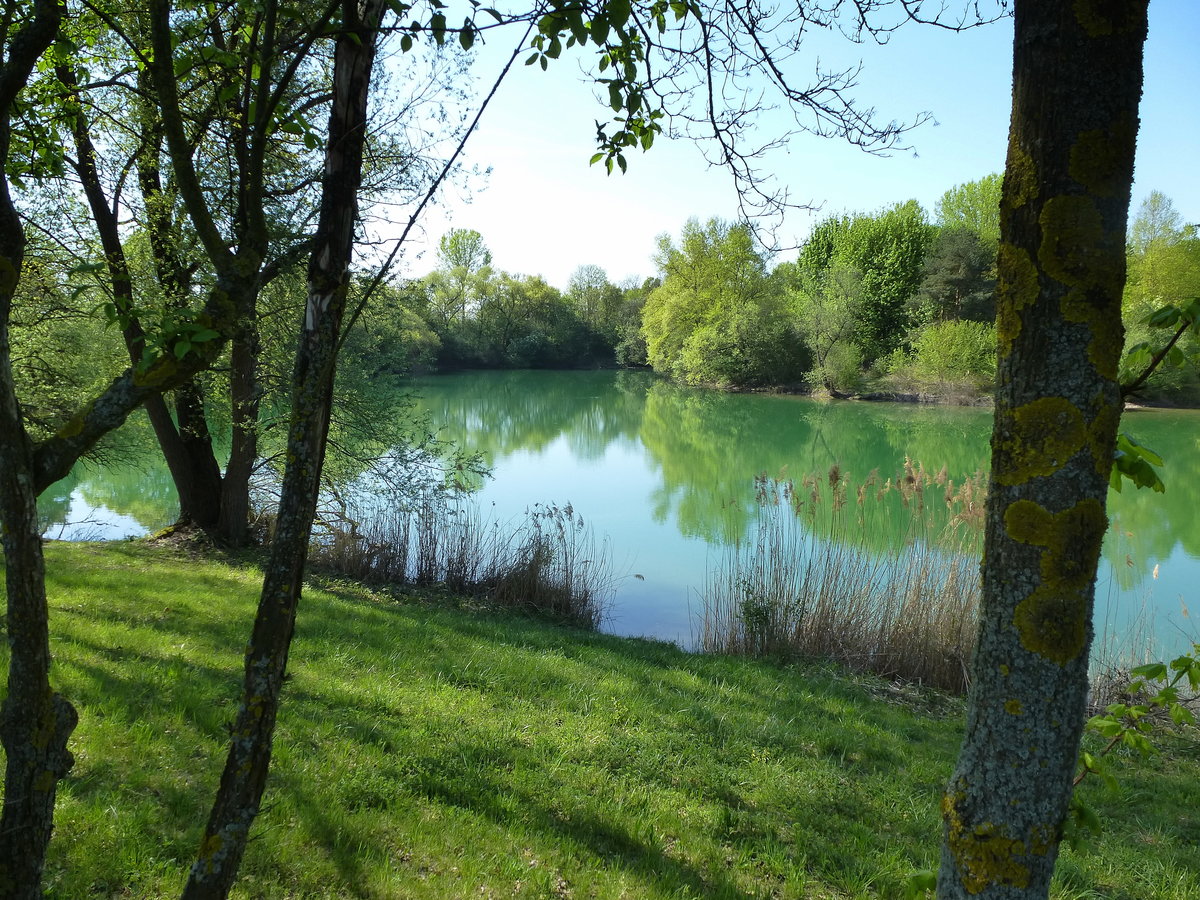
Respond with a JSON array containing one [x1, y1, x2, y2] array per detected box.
[[42, 369, 1200, 658]]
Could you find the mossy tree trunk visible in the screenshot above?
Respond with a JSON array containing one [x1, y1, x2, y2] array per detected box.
[[181, 0, 385, 894], [938, 2, 1148, 897], [0, 1, 71, 895]]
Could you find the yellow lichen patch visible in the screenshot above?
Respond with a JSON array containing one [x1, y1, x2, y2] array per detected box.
[[1073, 0, 1147, 37], [1062, 286, 1124, 380], [1014, 587, 1087, 665], [1004, 498, 1107, 664], [1069, 118, 1136, 198], [1003, 134, 1038, 211], [133, 355, 181, 389], [1038, 195, 1124, 379], [943, 791, 1032, 894], [1005, 699, 1025, 716], [1086, 396, 1121, 476], [996, 243, 1040, 357], [999, 664, 1011, 677], [1038, 196, 1107, 287], [995, 398, 1086, 486], [54, 403, 93, 440]]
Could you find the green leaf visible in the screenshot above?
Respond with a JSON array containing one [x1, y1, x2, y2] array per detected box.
[[608, 82, 623, 111], [567, 11, 588, 45], [1131, 662, 1168, 681], [607, 0, 631, 28], [430, 13, 447, 44], [459, 22, 474, 50], [174, 340, 192, 359], [1121, 730, 1156, 757], [400, 33, 413, 52], [1087, 715, 1123, 738], [1146, 304, 1181, 328], [905, 870, 937, 899], [590, 14, 610, 44], [1111, 432, 1166, 493], [1169, 703, 1195, 726], [588, 152, 605, 165]]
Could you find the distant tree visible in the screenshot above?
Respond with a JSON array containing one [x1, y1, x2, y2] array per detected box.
[[935, 173, 1003, 251], [438, 227, 492, 272], [1128, 190, 1184, 255], [614, 276, 658, 366], [425, 233, 495, 326], [795, 201, 935, 365], [793, 263, 864, 393], [916, 225, 997, 324], [1119, 193, 1200, 400], [567, 263, 624, 343], [642, 218, 803, 386]]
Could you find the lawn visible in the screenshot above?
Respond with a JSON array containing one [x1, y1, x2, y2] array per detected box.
[[3, 542, 1197, 898]]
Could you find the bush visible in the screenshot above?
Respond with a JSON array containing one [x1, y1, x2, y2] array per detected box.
[[910, 320, 996, 384]]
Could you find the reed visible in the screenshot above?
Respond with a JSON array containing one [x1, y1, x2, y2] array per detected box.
[[699, 462, 986, 693], [309, 492, 612, 629]]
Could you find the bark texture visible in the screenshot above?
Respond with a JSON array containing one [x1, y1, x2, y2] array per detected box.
[[938, 2, 1148, 897], [181, 0, 385, 894], [0, 0, 71, 895]]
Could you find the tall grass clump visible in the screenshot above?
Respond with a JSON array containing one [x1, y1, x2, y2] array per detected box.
[[309, 491, 613, 629], [699, 462, 987, 693]]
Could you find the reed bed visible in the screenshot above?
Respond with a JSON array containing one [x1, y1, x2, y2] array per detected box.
[[699, 462, 986, 694], [309, 492, 613, 629]]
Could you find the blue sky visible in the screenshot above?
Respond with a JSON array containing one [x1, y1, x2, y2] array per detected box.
[[395, 1, 1199, 290]]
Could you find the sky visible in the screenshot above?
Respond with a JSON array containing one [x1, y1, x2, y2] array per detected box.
[[386, 1, 1200, 291]]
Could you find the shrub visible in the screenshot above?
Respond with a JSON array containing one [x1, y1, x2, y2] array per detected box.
[[910, 320, 996, 384]]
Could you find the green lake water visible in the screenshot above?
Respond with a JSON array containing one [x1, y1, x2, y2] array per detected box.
[[42, 369, 1200, 657]]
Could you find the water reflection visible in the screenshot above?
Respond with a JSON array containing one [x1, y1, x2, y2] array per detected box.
[[42, 371, 1199, 654]]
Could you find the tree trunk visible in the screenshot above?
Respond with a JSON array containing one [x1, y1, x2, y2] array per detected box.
[[0, 2, 73, 895], [181, 0, 384, 894], [59, 63, 224, 530], [134, 85, 226, 530], [174, 379, 224, 527], [937, 3, 1148, 898], [216, 326, 261, 546]]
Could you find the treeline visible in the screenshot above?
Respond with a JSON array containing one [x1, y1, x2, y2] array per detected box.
[[374, 177, 1199, 404], [357, 230, 658, 372]]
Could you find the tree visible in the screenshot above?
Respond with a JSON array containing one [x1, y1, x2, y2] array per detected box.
[[567, 263, 625, 344], [0, 0, 255, 884], [795, 201, 935, 364], [935, 172, 1003, 251], [425, 229, 495, 327], [1128, 189, 1184, 255], [438, 226, 492, 271], [938, 3, 1148, 897], [641, 218, 803, 386], [916, 225, 997, 323], [1119, 194, 1200, 401], [793, 262, 864, 393], [180, 0, 388, 893]]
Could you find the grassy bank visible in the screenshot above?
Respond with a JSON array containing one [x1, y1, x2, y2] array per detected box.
[[3, 542, 1198, 899]]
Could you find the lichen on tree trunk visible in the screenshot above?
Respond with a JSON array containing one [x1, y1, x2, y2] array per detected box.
[[937, 2, 1149, 898]]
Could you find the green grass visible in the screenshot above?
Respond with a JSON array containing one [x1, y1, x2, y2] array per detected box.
[[3, 542, 1198, 899]]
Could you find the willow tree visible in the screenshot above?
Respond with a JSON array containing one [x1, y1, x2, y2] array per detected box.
[[0, 0, 247, 889], [937, 2, 1148, 897]]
